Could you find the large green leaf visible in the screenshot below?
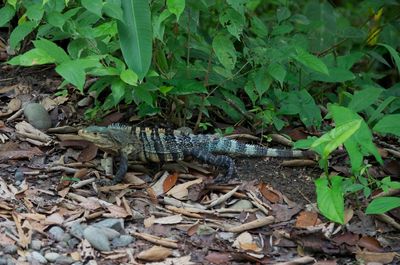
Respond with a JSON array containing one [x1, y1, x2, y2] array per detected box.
[[315, 176, 344, 224], [373, 114, 400, 137], [292, 47, 329, 75], [8, 48, 55, 66], [366, 197, 400, 214], [378, 43, 400, 76], [348, 86, 382, 113], [212, 34, 237, 71], [167, 0, 185, 21], [82, 0, 103, 17], [33, 39, 69, 64], [0, 4, 15, 27], [9, 21, 37, 50], [117, 0, 152, 80]]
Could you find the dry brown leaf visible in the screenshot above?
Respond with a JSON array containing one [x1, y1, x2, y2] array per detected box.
[[295, 211, 319, 228], [358, 236, 384, 252], [77, 143, 98, 162], [79, 197, 102, 210], [153, 214, 183, 225], [232, 232, 262, 252], [44, 213, 64, 225], [137, 246, 172, 261], [8, 98, 22, 111], [125, 172, 146, 185], [205, 252, 232, 265], [259, 183, 281, 203], [187, 222, 200, 236], [166, 178, 203, 199], [344, 208, 354, 224], [105, 204, 130, 218], [356, 250, 396, 264], [163, 172, 178, 193], [151, 171, 171, 196], [144, 215, 156, 228]]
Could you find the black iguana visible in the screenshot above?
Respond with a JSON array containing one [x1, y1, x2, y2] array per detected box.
[[78, 124, 314, 184]]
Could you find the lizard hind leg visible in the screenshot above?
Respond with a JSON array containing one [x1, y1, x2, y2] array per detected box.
[[184, 149, 237, 183]]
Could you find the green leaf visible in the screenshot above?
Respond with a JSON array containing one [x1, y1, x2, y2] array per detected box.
[[47, 11, 67, 29], [348, 86, 382, 113], [120, 69, 138, 86], [378, 43, 400, 76], [82, 0, 103, 17], [9, 21, 37, 50], [117, 0, 152, 80], [111, 79, 126, 105], [55, 60, 86, 91], [277, 7, 291, 23], [312, 119, 361, 159], [310, 67, 355, 83], [25, 3, 44, 21], [219, 8, 244, 40], [167, 0, 185, 21], [366, 197, 400, 214], [292, 47, 329, 75], [0, 4, 15, 27], [315, 176, 344, 224], [253, 68, 272, 97], [373, 114, 400, 137], [212, 34, 236, 71], [250, 16, 268, 37], [134, 85, 154, 106], [33, 39, 69, 64], [103, 2, 123, 21], [227, 0, 246, 15], [8, 48, 55, 66], [329, 105, 382, 173], [267, 62, 286, 87], [168, 79, 207, 95]]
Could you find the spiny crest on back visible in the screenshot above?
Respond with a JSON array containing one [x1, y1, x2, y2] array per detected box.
[[108, 123, 130, 130]]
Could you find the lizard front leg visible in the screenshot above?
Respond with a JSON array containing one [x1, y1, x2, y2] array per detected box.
[[184, 148, 237, 183], [112, 152, 128, 184]]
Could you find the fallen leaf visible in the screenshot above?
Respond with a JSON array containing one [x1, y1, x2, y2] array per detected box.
[[295, 211, 319, 228], [205, 252, 232, 265], [332, 232, 359, 246], [163, 172, 178, 193], [166, 178, 203, 199], [356, 250, 396, 264], [137, 245, 172, 261], [259, 183, 281, 203], [153, 214, 183, 225], [77, 143, 98, 162], [233, 232, 262, 252], [358, 236, 384, 252]]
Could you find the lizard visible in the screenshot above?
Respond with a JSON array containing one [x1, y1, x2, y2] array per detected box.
[[78, 124, 315, 184]]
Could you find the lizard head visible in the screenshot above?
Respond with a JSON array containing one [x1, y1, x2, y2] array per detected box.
[[78, 125, 130, 152]]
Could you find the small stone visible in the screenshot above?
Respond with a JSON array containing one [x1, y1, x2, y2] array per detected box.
[[24, 103, 52, 130], [94, 218, 124, 232], [49, 226, 65, 242], [14, 169, 25, 182], [55, 255, 76, 265], [83, 226, 111, 251], [3, 244, 17, 254], [111, 235, 134, 248], [67, 238, 80, 248], [29, 251, 47, 264], [69, 223, 86, 239], [30, 239, 43, 250], [229, 199, 253, 210], [44, 252, 60, 262]]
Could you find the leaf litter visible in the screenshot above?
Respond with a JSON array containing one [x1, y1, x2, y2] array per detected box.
[[0, 69, 399, 264]]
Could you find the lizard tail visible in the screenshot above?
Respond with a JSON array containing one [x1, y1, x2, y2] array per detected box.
[[205, 137, 313, 158]]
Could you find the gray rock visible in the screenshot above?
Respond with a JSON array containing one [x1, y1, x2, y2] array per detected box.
[[29, 251, 48, 264], [111, 235, 134, 247], [229, 199, 253, 209], [55, 255, 75, 265], [94, 218, 124, 232], [44, 252, 60, 262], [67, 238, 80, 248], [0, 257, 8, 265], [3, 244, 17, 254], [69, 223, 86, 239], [24, 103, 52, 130], [30, 239, 43, 251], [49, 226, 65, 242], [83, 226, 111, 251]]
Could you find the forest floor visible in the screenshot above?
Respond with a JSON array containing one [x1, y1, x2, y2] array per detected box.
[[0, 65, 399, 265]]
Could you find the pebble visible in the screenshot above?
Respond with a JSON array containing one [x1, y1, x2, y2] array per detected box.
[[24, 103, 52, 130], [49, 226, 65, 242], [44, 252, 60, 262], [83, 226, 111, 251], [111, 235, 134, 247], [14, 169, 25, 182], [69, 223, 86, 239], [55, 255, 76, 265], [2, 244, 17, 254], [229, 199, 253, 209], [29, 251, 47, 264], [30, 239, 43, 250], [67, 237, 80, 248], [94, 218, 124, 232]]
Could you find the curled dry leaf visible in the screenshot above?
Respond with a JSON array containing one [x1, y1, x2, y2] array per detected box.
[[295, 211, 319, 228], [137, 245, 172, 261], [166, 178, 203, 199], [232, 232, 262, 252], [356, 250, 396, 264], [153, 214, 183, 225], [163, 172, 178, 193], [259, 183, 281, 203]]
